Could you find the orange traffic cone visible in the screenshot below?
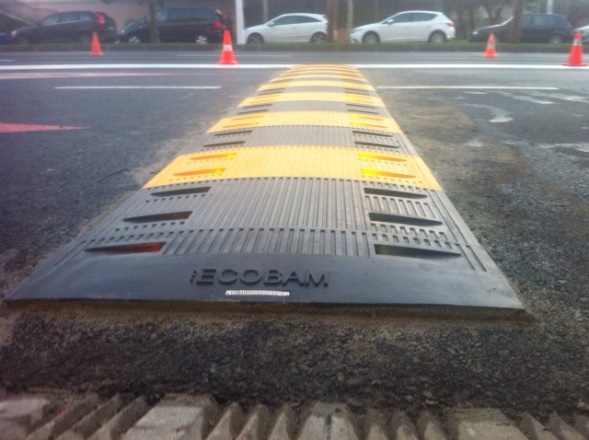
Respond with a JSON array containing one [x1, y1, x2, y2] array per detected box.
[[563, 32, 586, 67], [91, 32, 103, 57], [218, 30, 238, 65], [483, 32, 498, 58]]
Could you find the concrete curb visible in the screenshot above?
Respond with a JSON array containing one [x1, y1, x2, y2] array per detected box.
[[1, 392, 588, 440]]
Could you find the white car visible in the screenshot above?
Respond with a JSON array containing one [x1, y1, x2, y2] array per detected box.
[[575, 25, 589, 43], [349, 10, 455, 43], [245, 13, 327, 43]]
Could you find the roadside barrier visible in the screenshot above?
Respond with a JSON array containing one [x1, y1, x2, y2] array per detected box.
[[90, 32, 103, 57], [218, 30, 238, 65], [483, 32, 498, 58], [564, 31, 586, 67]]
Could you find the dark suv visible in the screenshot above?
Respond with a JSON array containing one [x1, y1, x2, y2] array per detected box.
[[470, 13, 573, 43], [10, 11, 117, 44], [119, 7, 226, 44]]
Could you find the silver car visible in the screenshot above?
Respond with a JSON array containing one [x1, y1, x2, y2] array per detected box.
[[350, 10, 455, 43], [245, 13, 327, 43]]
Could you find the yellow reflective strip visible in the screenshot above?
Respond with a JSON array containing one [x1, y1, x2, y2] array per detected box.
[[175, 168, 225, 177], [143, 146, 441, 190], [190, 152, 237, 161], [273, 73, 366, 82], [239, 92, 385, 107], [357, 152, 406, 162], [207, 111, 400, 133], [258, 81, 375, 91], [361, 169, 415, 179], [288, 65, 358, 72]]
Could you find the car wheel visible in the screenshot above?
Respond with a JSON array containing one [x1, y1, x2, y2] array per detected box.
[[362, 32, 379, 43], [310, 32, 326, 43], [549, 34, 564, 44], [429, 31, 446, 43], [195, 33, 209, 44], [78, 33, 92, 44], [247, 33, 264, 44]]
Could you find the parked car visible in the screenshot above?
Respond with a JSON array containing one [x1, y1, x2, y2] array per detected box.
[[245, 13, 327, 43], [349, 10, 455, 43], [470, 13, 573, 43], [119, 7, 225, 44], [575, 24, 589, 43], [0, 27, 10, 44], [10, 11, 117, 44]]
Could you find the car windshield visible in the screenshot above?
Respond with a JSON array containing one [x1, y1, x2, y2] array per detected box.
[[39, 15, 60, 26]]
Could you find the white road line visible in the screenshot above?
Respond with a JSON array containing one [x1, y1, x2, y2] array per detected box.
[[54, 86, 221, 90], [2, 63, 589, 71], [176, 54, 292, 58], [0, 72, 213, 80], [377, 86, 560, 90], [465, 104, 513, 123], [0, 64, 293, 70], [354, 64, 589, 70]]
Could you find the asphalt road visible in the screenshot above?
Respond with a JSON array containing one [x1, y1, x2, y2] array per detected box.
[[1, 50, 588, 417], [2, 51, 587, 295], [0, 54, 281, 293]]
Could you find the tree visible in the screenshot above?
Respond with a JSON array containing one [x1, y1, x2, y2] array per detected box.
[[481, 0, 508, 25], [326, 0, 336, 41], [262, 0, 269, 22], [443, 0, 480, 39], [347, 0, 354, 34], [148, 0, 160, 43], [509, 0, 524, 43]]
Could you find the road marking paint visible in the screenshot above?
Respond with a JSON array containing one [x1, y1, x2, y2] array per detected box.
[[177, 53, 292, 58], [0, 123, 84, 133], [2, 63, 589, 71], [0, 64, 294, 71], [377, 86, 560, 90], [0, 72, 215, 80], [493, 91, 554, 105], [54, 86, 221, 90], [355, 64, 589, 70], [465, 104, 513, 123]]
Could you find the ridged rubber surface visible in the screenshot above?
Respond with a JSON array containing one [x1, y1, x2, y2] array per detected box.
[[7, 65, 523, 310]]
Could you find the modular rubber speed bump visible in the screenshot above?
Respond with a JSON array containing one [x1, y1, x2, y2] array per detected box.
[[258, 81, 375, 92], [143, 147, 441, 190], [8, 65, 523, 310], [207, 112, 401, 133], [239, 93, 385, 108]]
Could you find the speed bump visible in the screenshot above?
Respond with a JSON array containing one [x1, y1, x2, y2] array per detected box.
[[207, 111, 401, 133], [8, 65, 523, 311], [143, 147, 441, 190], [239, 93, 385, 108], [258, 81, 375, 92]]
